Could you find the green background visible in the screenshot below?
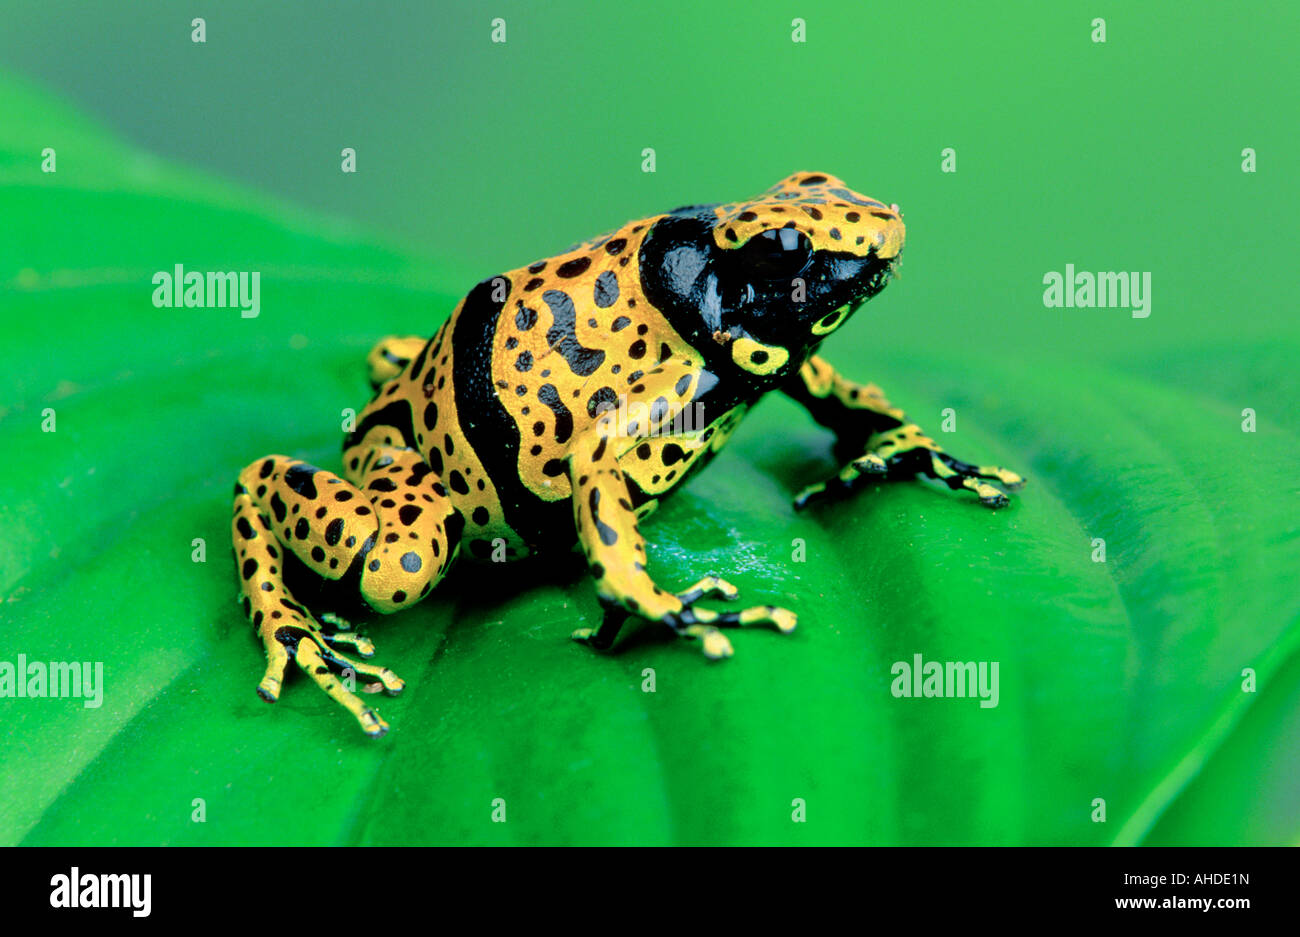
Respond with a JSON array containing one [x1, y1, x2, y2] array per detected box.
[[1, 1, 1296, 845]]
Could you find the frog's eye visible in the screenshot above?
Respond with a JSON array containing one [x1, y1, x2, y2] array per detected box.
[[740, 228, 813, 278]]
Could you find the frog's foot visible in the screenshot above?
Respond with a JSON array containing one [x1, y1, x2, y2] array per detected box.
[[365, 334, 428, 389], [256, 613, 405, 738], [922, 449, 1025, 507], [795, 423, 1025, 510], [793, 452, 889, 510], [233, 447, 461, 736], [669, 599, 799, 660], [572, 578, 797, 660]]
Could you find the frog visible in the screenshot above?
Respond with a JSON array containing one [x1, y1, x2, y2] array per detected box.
[[230, 171, 1025, 736]]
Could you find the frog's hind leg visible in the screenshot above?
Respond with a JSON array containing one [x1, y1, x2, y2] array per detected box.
[[366, 335, 429, 389], [567, 413, 797, 661], [231, 444, 463, 736]]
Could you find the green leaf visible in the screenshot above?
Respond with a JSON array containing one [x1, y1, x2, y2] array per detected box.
[[2, 72, 1296, 846]]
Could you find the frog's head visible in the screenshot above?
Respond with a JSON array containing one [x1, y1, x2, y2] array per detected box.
[[640, 171, 904, 380]]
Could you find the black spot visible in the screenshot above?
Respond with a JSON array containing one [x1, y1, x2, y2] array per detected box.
[[270, 492, 287, 523], [369, 477, 398, 492], [311, 546, 326, 562], [258, 459, 275, 478], [528, 260, 547, 273], [593, 271, 620, 308], [542, 458, 567, 477], [294, 518, 310, 540], [738, 210, 757, 221], [587, 387, 618, 418], [557, 256, 591, 278], [324, 517, 344, 546], [637, 443, 651, 459], [538, 384, 574, 444], [398, 504, 423, 526], [524, 277, 545, 291], [236, 517, 256, 540], [423, 402, 438, 429], [515, 304, 538, 331], [845, 211, 860, 222], [588, 488, 619, 546], [448, 471, 470, 495], [611, 316, 631, 331], [543, 290, 606, 376], [801, 174, 828, 185], [628, 339, 647, 359], [472, 506, 490, 525], [392, 590, 407, 603], [335, 490, 353, 502], [515, 350, 534, 371], [400, 552, 422, 573], [870, 209, 895, 220], [242, 558, 258, 580], [829, 228, 842, 240], [751, 349, 769, 365], [662, 443, 686, 465], [725, 228, 738, 242]]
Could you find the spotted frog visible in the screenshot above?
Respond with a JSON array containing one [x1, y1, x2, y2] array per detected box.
[[231, 171, 1024, 735]]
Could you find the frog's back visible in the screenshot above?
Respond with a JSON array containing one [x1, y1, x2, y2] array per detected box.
[[375, 213, 719, 561]]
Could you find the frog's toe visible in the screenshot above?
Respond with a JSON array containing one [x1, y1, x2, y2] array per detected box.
[[293, 639, 395, 738], [794, 453, 887, 510], [681, 604, 798, 634], [962, 477, 1010, 508], [676, 575, 740, 604], [679, 624, 735, 660], [319, 629, 377, 658], [926, 451, 1026, 507]]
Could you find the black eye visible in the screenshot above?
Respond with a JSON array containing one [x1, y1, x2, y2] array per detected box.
[[741, 228, 813, 277]]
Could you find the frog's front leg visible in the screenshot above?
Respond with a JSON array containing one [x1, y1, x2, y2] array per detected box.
[[231, 440, 462, 736], [566, 412, 796, 660], [783, 355, 1025, 510]]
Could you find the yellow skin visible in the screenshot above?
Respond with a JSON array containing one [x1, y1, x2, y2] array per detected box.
[[231, 172, 1024, 736]]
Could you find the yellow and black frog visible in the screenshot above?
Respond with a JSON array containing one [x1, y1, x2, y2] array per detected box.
[[230, 171, 1024, 735]]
